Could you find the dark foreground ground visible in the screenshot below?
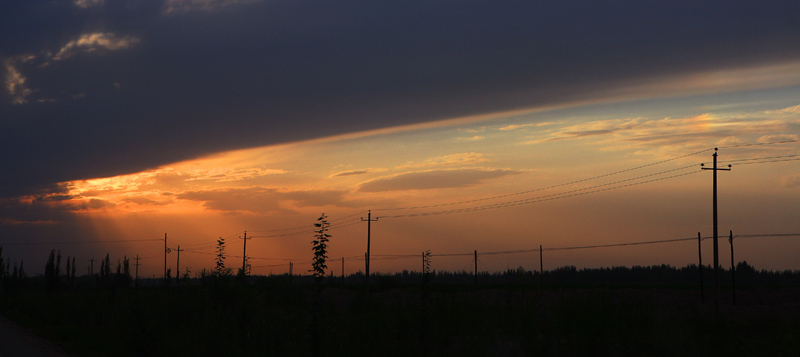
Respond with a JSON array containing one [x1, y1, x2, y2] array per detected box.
[[1, 282, 799, 356], [0, 315, 69, 357]]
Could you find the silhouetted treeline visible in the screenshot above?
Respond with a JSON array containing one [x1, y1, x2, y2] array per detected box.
[[2, 243, 800, 296], [325, 261, 800, 288]]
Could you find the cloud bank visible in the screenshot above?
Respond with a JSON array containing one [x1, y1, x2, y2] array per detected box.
[[2, 0, 799, 197]]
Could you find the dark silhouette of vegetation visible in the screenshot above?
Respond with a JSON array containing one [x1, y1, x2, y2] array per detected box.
[[198, 237, 234, 302], [420, 250, 432, 348], [65, 255, 72, 288], [214, 237, 232, 278], [0, 247, 24, 298], [310, 213, 330, 357], [44, 250, 65, 292], [180, 267, 191, 285], [2, 240, 800, 356]]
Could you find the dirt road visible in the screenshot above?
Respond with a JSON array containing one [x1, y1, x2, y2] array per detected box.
[[0, 316, 68, 357]]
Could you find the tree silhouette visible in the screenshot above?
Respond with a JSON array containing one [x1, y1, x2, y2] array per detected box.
[[310, 214, 330, 283], [421, 250, 432, 346], [214, 237, 232, 277], [55, 251, 62, 280], [65, 256, 71, 287], [70, 257, 76, 285], [165, 268, 172, 286], [310, 213, 331, 357], [45, 250, 59, 291]]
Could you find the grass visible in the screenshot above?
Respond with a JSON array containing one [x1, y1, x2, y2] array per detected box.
[[1, 280, 799, 356]]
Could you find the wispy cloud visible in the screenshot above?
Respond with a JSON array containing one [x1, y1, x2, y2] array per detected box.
[[458, 135, 485, 141], [524, 114, 789, 151], [498, 122, 555, 131], [52, 33, 140, 61], [358, 168, 521, 192], [4, 59, 32, 104], [73, 0, 104, 8], [3, 32, 140, 105], [783, 175, 800, 188], [757, 134, 799, 143], [70, 166, 287, 198], [177, 187, 355, 213], [121, 197, 171, 206], [162, 0, 261, 15], [400, 152, 491, 169], [765, 104, 800, 114], [332, 170, 371, 177]]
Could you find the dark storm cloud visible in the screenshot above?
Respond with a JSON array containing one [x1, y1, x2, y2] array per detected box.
[[2, 0, 799, 197], [0, 195, 113, 225]]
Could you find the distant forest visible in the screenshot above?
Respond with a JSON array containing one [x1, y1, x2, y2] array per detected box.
[[337, 262, 800, 287], [2, 246, 800, 356], [2, 250, 800, 292]]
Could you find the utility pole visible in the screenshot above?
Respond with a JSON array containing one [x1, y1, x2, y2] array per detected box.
[[88, 256, 96, 276], [729, 230, 736, 305], [539, 245, 544, 288], [164, 233, 169, 286], [341, 257, 345, 284], [701, 147, 731, 311], [241, 231, 250, 277], [134, 255, 141, 287], [698, 232, 704, 304], [474, 250, 478, 286], [361, 210, 378, 293], [175, 245, 184, 284]]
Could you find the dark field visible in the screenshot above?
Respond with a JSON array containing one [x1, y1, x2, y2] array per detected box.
[[1, 275, 799, 356]]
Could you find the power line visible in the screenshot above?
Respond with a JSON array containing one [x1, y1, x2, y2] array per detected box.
[[545, 237, 698, 252], [249, 217, 363, 239], [246, 210, 367, 235], [721, 154, 800, 163], [336, 233, 800, 260], [378, 169, 700, 219], [375, 149, 710, 212], [179, 232, 799, 274], [372, 140, 796, 214], [719, 139, 799, 149], [735, 233, 800, 239], [723, 157, 800, 166], [182, 249, 310, 262], [0, 239, 162, 246]]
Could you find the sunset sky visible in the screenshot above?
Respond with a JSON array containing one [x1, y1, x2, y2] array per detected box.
[[2, 1, 799, 277]]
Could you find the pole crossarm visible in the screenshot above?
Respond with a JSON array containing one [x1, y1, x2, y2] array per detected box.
[[700, 147, 731, 311], [361, 210, 379, 293]]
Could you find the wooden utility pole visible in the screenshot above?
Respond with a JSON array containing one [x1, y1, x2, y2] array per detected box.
[[701, 148, 731, 310], [175, 245, 184, 283], [474, 250, 478, 286], [289, 261, 293, 276], [164, 233, 169, 286], [88, 257, 96, 276], [698, 232, 704, 303], [539, 245, 544, 288], [241, 231, 250, 276], [729, 230, 736, 305], [341, 257, 345, 284], [361, 210, 378, 293], [133, 255, 141, 287]]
